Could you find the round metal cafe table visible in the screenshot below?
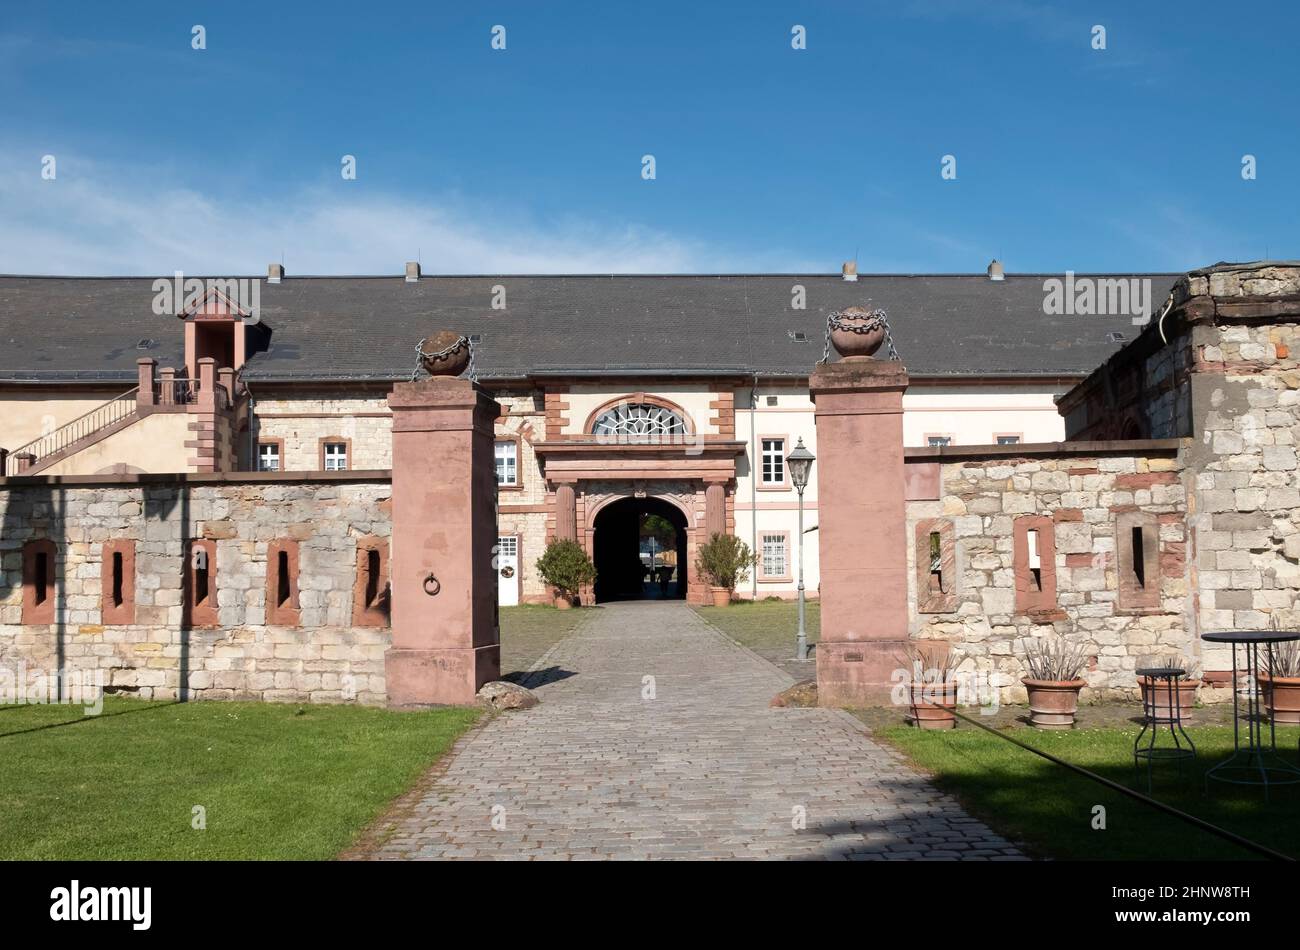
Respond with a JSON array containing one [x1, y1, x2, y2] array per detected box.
[[1200, 630, 1300, 799]]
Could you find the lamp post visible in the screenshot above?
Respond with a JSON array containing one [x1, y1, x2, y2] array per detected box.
[[785, 437, 815, 661]]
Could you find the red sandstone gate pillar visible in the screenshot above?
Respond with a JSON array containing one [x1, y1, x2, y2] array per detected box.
[[811, 358, 910, 706], [386, 376, 502, 706], [704, 480, 726, 538]]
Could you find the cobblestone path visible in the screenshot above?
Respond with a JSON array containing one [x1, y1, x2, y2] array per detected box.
[[356, 602, 1024, 860]]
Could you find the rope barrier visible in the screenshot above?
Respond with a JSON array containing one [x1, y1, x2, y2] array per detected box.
[[945, 706, 1293, 862]]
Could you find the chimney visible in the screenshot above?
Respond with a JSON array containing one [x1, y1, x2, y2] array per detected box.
[[268, 263, 284, 284], [841, 261, 858, 282], [987, 259, 1005, 281], [405, 261, 421, 283]]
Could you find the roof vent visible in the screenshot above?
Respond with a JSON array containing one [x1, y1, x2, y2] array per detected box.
[[841, 261, 858, 282], [405, 261, 421, 283], [267, 263, 284, 284], [135, 338, 154, 350], [788, 330, 808, 342], [987, 259, 1005, 281], [1106, 331, 1127, 344]]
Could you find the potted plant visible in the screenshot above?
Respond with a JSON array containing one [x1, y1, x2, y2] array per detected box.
[[900, 641, 959, 730], [1258, 638, 1300, 724], [694, 532, 756, 607], [1021, 637, 1090, 729], [535, 539, 595, 609], [1138, 654, 1201, 716]]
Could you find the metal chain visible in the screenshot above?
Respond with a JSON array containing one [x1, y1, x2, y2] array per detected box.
[[409, 334, 471, 381], [819, 305, 900, 363]]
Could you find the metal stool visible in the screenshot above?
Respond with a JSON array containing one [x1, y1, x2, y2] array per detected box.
[[1134, 667, 1196, 792]]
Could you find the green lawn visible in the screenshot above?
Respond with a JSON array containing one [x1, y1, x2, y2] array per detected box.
[[499, 603, 589, 679], [694, 599, 819, 681], [878, 721, 1300, 861], [0, 698, 480, 860]]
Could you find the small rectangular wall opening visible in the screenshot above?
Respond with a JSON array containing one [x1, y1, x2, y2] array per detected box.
[[365, 548, 381, 608], [1027, 529, 1043, 591], [34, 551, 49, 605], [22, 539, 57, 624], [928, 531, 943, 592], [1131, 525, 1146, 588], [353, 537, 390, 627], [266, 539, 300, 626], [276, 550, 290, 607], [111, 552, 124, 607], [102, 540, 136, 625], [183, 539, 218, 628], [915, 519, 957, 614]]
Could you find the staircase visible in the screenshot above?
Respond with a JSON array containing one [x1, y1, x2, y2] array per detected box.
[[3, 387, 144, 475]]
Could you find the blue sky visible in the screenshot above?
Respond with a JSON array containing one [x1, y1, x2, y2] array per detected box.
[[1, 1, 1296, 275]]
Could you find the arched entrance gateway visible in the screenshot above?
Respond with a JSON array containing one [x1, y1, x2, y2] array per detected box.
[[591, 496, 688, 601], [532, 395, 748, 606]]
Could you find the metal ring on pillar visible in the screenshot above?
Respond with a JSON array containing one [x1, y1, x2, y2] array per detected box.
[[423, 573, 441, 596]]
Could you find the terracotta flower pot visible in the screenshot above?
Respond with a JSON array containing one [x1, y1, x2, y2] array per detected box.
[[909, 681, 958, 730], [1257, 673, 1300, 724], [1139, 676, 1200, 717], [554, 592, 573, 610], [709, 586, 732, 607], [1022, 677, 1086, 730], [829, 306, 886, 360]]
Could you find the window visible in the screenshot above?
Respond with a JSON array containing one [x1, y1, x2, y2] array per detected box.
[[760, 532, 789, 581], [495, 440, 518, 486], [257, 442, 281, 472], [996, 435, 1021, 445], [590, 402, 688, 440], [927, 435, 952, 448], [323, 442, 348, 471], [760, 437, 786, 486]]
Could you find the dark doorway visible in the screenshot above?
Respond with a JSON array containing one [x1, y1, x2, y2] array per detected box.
[[592, 497, 688, 603]]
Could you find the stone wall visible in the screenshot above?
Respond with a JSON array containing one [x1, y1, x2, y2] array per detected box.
[[0, 473, 392, 704], [905, 445, 1190, 702]]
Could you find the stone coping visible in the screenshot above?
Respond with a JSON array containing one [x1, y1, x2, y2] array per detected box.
[[904, 438, 1182, 461], [0, 469, 393, 488]]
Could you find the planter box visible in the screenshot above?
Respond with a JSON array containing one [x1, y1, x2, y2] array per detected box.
[[1022, 678, 1086, 730], [1257, 673, 1300, 724], [908, 681, 958, 730]]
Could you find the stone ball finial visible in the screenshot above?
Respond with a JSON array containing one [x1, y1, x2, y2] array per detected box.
[[419, 331, 472, 377], [828, 305, 887, 360]]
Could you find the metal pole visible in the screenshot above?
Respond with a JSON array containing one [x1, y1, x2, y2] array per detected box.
[[796, 485, 808, 661]]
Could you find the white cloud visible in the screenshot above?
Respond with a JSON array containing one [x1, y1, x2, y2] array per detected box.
[[0, 153, 804, 275]]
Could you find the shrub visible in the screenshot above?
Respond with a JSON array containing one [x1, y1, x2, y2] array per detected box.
[[535, 539, 596, 598], [695, 533, 756, 590]]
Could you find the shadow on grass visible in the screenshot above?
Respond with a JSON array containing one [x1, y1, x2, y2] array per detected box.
[[0, 700, 178, 740]]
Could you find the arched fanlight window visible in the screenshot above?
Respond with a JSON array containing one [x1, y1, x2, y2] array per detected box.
[[591, 402, 688, 440]]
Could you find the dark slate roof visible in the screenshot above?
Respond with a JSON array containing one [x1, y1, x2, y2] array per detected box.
[[0, 273, 1183, 384]]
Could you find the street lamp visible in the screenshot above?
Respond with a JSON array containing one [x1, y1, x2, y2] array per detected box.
[[785, 437, 815, 661]]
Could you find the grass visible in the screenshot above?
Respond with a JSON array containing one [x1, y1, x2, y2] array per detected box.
[[877, 719, 1300, 860], [499, 603, 589, 678], [0, 697, 480, 860], [694, 598, 819, 680]]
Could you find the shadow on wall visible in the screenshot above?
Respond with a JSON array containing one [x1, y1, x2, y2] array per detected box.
[[0, 480, 195, 703]]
